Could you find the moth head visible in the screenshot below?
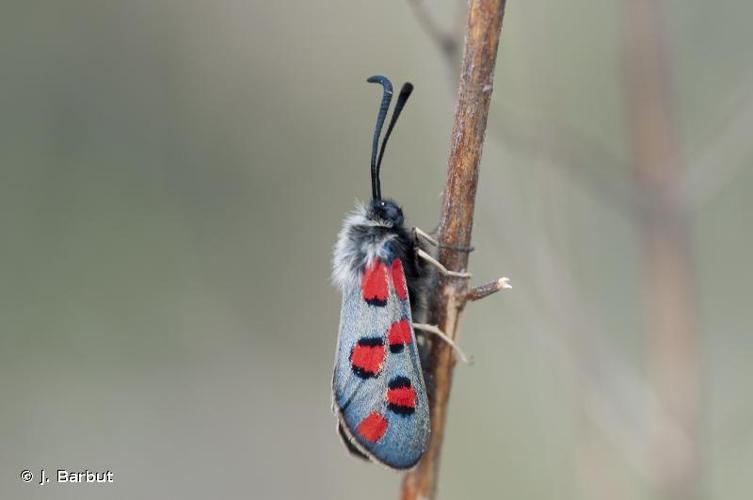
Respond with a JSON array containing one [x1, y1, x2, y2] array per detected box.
[[366, 75, 414, 203], [367, 198, 404, 227]]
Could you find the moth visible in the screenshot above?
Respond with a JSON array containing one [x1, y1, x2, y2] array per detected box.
[[331, 75, 470, 469]]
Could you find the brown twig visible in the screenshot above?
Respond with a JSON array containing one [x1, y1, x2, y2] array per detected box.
[[466, 277, 511, 301], [400, 1, 508, 498]]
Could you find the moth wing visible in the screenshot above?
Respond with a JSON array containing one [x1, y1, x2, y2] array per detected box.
[[332, 258, 430, 469], [337, 422, 369, 462]]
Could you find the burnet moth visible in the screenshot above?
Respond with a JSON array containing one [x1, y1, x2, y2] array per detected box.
[[331, 75, 471, 469]]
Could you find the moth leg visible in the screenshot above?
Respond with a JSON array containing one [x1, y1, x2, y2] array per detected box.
[[416, 249, 471, 278], [414, 227, 439, 247], [413, 323, 474, 365], [414, 227, 475, 253]]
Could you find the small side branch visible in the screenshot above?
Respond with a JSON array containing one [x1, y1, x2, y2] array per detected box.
[[466, 277, 511, 302]]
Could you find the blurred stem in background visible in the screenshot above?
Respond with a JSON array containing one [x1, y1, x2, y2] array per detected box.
[[622, 1, 701, 499]]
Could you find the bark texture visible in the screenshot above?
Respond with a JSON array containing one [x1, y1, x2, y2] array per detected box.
[[400, 1, 508, 498]]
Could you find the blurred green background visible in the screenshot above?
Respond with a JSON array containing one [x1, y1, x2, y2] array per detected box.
[[1, 1, 751, 499]]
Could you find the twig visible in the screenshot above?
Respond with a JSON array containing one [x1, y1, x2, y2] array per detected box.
[[400, 1, 508, 498], [465, 277, 511, 301]]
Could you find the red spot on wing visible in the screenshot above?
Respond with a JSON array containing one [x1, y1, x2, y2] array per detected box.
[[387, 376, 416, 415], [388, 320, 412, 353], [357, 412, 388, 443], [350, 339, 385, 378], [387, 386, 416, 409], [390, 259, 408, 300], [362, 260, 389, 306]]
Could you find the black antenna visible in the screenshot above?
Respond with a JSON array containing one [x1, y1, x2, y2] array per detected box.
[[376, 82, 413, 181], [366, 75, 393, 200]]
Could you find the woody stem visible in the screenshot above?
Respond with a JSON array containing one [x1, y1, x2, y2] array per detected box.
[[400, 1, 509, 498]]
